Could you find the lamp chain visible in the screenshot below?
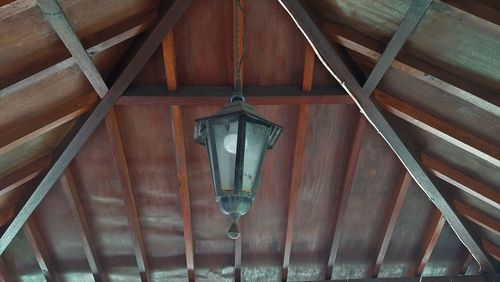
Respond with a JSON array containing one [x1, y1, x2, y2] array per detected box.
[[233, 0, 246, 101]]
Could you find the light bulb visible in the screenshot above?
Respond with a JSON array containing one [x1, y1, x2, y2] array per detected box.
[[223, 134, 247, 154]]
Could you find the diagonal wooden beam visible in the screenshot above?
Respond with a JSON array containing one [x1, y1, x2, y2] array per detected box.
[[0, 93, 96, 155], [161, 31, 195, 282], [36, 0, 108, 96], [278, 0, 495, 272], [0, 155, 52, 197], [321, 22, 500, 117], [413, 210, 447, 276], [370, 170, 412, 277], [454, 200, 500, 237], [0, 13, 155, 97], [282, 43, 315, 282], [422, 154, 500, 209], [60, 168, 103, 281], [0, 0, 192, 257], [375, 91, 500, 167], [105, 108, 150, 282], [361, 0, 431, 97], [326, 115, 368, 279], [23, 216, 61, 282]]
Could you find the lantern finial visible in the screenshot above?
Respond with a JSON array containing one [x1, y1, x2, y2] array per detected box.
[[227, 221, 240, 239]]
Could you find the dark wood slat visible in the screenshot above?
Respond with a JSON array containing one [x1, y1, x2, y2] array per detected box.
[[0, 93, 96, 155], [482, 240, 500, 261], [105, 108, 150, 281], [441, 0, 500, 27], [0, 0, 35, 18], [413, 210, 447, 276], [0, 13, 155, 97], [277, 0, 495, 272], [321, 22, 500, 117], [0, 155, 52, 196], [302, 44, 315, 92], [422, 154, 499, 209], [0, 257, 14, 282], [23, 216, 61, 282], [117, 86, 352, 106], [454, 201, 500, 237], [0, 0, 192, 256], [60, 168, 103, 281], [162, 31, 177, 92], [375, 91, 500, 166], [361, 0, 431, 97], [370, 171, 412, 277], [326, 115, 368, 279], [36, 0, 108, 97]]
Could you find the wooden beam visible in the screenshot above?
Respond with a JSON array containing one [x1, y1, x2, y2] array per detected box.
[[321, 22, 500, 117], [370, 171, 412, 277], [36, 0, 108, 97], [326, 115, 368, 279], [282, 42, 315, 282], [413, 211, 447, 276], [117, 86, 352, 106], [0, 0, 192, 256], [0, 155, 52, 197], [60, 168, 103, 281], [0, 0, 36, 19], [440, 0, 500, 27], [361, 0, 431, 97], [0, 93, 96, 155], [277, 0, 495, 272], [482, 240, 500, 262], [454, 201, 500, 237], [23, 216, 60, 282], [375, 91, 500, 167], [0, 13, 155, 97], [422, 154, 500, 209], [161, 32, 177, 92], [105, 108, 149, 281]]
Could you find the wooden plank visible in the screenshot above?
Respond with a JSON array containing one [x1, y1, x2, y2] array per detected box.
[[321, 22, 500, 117], [361, 0, 431, 97], [23, 216, 60, 282], [413, 211, 447, 276], [370, 171, 412, 277], [0, 93, 96, 155], [36, 0, 108, 97], [277, 0, 495, 272], [422, 154, 500, 209], [482, 240, 500, 261], [0, 0, 192, 256], [161, 31, 177, 92], [325, 115, 368, 279], [0, 13, 155, 97], [105, 108, 149, 282], [375, 91, 500, 166], [60, 168, 103, 281], [0, 155, 52, 197], [0, 0, 35, 19], [454, 201, 500, 237], [302, 44, 315, 92], [441, 0, 500, 27]]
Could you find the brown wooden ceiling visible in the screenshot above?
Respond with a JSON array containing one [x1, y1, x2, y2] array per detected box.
[[0, 0, 498, 281]]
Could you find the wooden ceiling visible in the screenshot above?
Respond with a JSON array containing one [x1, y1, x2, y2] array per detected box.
[[0, 0, 498, 281]]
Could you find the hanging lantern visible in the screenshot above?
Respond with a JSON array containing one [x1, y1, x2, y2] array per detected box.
[[194, 96, 282, 239]]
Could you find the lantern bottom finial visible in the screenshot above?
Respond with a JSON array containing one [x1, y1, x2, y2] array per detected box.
[[227, 222, 240, 240]]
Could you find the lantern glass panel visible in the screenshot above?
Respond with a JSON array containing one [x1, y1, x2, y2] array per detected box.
[[242, 121, 270, 193]]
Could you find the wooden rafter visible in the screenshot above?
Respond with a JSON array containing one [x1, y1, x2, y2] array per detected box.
[[0, 93, 96, 155], [161, 30, 195, 282], [0, 12, 155, 96], [370, 170, 412, 277], [361, 0, 431, 97], [422, 154, 500, 209], [0, 155, 51, 197], [282, 43, 315, 282], [105, 108, 150, 281], [277, 0, 495, 272], [321, 22, 500, 117], [0, 0, 193, 258], [23, 216, 60, 282], [326, 115, 367, 279], [454, 201, 500, 237], [413, 210, 447, 276], [375, 91, 500, 167], [60, 168, 103, 281]]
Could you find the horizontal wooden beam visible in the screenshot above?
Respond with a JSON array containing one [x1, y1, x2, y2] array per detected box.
[[375, 91, 500, 166], [414, 210, 447, 276], [454, 201, 500, 237], [0, 12, 155, 96], [422, 154, 499, 209], [278, 0, 495, 272], [0, 0, 36, 19], [0, 93, 96, 155], [116, 85, 352, 106], [322, 22, 500, 117], [0, 155, 52, 197]]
